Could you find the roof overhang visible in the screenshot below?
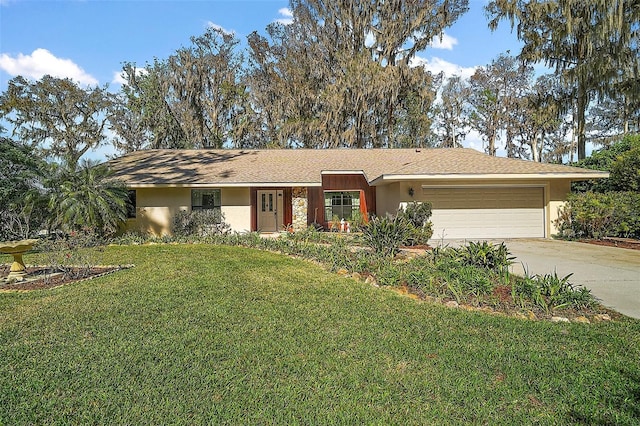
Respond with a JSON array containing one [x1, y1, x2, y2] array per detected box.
[[124, 182, 322, 189], [320, 170, 371, 180], [369, 172, 610, 185]]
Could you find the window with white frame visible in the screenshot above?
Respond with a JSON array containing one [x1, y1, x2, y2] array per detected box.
[[324, 191, 360, 221]]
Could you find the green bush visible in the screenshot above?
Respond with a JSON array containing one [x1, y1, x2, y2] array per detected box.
[[400, 201, 433, 228], [572, 134, 640, 193], [512, 271, 597, 312], [398, 202, 434, 245], [404, 246, 501, 304], [609, 146, 640, 192], [172, 210, 231, 237], [349, 210, 366, 231], [361, 215, 412, 257], [453, 265, 495, 300], [555, 191, 640, 239], [453, 241, 514, 275]]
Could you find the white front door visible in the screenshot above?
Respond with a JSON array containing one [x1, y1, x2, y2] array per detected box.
[[257, 190, 283, 232]]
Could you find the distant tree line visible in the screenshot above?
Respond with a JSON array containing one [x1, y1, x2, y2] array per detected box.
[[2, 0, 638, 163], [0, 0, 638, 240]]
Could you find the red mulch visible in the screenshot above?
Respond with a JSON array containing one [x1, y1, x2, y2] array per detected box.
[[0, 266, 125, 291]]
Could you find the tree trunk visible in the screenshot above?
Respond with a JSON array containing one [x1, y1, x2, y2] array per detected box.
[[576, 83, 587, 160], [488, 134, 496, 156]]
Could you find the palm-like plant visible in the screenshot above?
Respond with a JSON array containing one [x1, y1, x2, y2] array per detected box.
[[48, 160, 128, 236]]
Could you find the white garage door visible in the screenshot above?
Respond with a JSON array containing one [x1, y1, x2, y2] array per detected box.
[[423, 187, 545, 239]]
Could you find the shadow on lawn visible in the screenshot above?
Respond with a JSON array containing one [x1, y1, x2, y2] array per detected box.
[[567, 368, 640, 424]]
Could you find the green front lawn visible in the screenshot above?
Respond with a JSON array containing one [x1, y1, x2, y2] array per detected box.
[[1, 244, 639, 424]]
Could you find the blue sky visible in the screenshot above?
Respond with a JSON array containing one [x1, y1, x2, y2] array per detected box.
[[1, 0, 525, 156]]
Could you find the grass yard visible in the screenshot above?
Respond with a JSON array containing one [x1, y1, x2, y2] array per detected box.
[[1, 244, 639, 424]]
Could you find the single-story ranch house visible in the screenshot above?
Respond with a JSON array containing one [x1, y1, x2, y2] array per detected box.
[[107, 148, 608, 239]]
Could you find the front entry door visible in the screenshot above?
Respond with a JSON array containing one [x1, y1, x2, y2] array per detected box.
[[257, 190, 283, 232]]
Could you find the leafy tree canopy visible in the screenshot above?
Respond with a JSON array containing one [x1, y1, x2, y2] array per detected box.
[[47, 160, 129, 236], [486, 0, 640, 159], [572, 134, 640, 192], [0, 134, 44, 207], [0, 75, 114, 169]]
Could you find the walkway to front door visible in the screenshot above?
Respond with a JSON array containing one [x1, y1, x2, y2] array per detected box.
[[257, 189, 284, 232]]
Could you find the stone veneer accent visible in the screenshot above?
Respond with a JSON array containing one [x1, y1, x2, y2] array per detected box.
[[291, 187, 308, 231]]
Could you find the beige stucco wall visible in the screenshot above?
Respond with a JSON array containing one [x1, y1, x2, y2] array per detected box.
[[375, 182, 402, 218], [127, 187, 251, 236], [548, 179, 572, 236], [220, 187, 252, 232], [375, 179, 575, 238], [124, 180, 575, 238]]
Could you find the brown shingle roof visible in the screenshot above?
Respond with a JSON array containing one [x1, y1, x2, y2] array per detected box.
[[107, 148, 608, 186]]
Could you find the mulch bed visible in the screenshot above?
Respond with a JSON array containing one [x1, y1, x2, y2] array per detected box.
[[0, 265, 131, 291], [580, 237, 640, 251]]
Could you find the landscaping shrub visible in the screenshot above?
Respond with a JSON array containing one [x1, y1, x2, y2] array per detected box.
[[512, 270, 597, 312], [511, 274, 546, 311], [397, 248, 498, 304], [400, 201, 432, 227], [349, 210, 366, 231], [453, 241, 514, 275], [451, 265, 495, 301], [572, 134, 640, 193], [398, 201, 434, 246], [555, 191, 640, 239], [35, 232, 104, 279], [609, 145, 640, 192], [362, 202, 434, 255], [172, 210, 231, 237], [361, 215, 412, 257]]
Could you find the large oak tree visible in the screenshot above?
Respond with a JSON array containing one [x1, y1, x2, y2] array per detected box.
[[117, 27, 249, 150], [486, 0, 640, 159], [0, 75, 114, 169], [246, 0, 469, 149]]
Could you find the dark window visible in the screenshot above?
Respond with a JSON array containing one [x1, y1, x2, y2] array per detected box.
[[126, 190, 137, 218], [192, 189, 222, 214], [324, 191, 360, 221]]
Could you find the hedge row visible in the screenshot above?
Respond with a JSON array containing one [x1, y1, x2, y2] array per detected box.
[[555, 191, 640, 239]]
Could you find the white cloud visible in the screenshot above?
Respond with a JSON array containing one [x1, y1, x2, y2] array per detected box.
[[112, 71, 128, 86], [279, 7, 293, 17], [275, 7, 293, 25], [0, 48, 98, 85], [206, 21, 234, 35], [111, 67, 147, 86], [429, 33, 458, 50], [463, 129, 484, 152], [410, 55, 477, 79]]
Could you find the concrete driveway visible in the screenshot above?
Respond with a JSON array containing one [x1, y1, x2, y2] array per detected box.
[[431, 238, 640, 319]]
